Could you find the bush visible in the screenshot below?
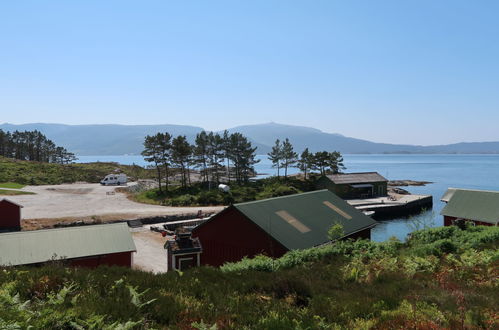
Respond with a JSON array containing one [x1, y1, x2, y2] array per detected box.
[[168, 194, 197, 206]]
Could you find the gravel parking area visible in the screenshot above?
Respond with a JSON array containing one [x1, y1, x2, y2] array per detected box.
[[5, 182, 223, 220]]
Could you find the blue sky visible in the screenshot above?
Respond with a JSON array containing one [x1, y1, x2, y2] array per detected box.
[[0, 0, 498, 145]]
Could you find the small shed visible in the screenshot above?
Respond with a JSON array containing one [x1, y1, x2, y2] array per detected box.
[[440, 188, 499, 226], [165, 227, 202, 271], [0, 223, 136, 268], [316, 172, 388, 199], [192, 190, 377, 267], [0, 199, 22, 232]]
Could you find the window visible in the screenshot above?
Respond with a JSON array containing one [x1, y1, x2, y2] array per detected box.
[[275, 210, 311, 233], [178, 257, 194, 270], [322, 201, 352, 219]]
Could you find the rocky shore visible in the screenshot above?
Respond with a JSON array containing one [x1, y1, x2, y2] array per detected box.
[[388, 180, 433, 186]]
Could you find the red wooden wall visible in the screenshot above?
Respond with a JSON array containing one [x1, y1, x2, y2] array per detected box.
[[69, 251, 133, 268], [0, 200, 21, 231], [192, 207, 289, 267], [444, 216, 495, 227]]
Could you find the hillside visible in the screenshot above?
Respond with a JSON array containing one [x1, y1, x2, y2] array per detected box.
[[0, 226, 497, 328], [2, 122, 499, 155], [0, 156, 153, 185]]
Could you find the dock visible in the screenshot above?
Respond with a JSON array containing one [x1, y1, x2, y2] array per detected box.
[[347, 194, 433, 219]]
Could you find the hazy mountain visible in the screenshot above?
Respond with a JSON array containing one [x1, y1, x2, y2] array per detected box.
[[0, 123, 204, 155], [1, 122, 499, 155], [225, 123, 426, 154]]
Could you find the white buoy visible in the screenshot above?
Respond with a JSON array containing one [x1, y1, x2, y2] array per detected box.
[[218, 184, 230, 192]]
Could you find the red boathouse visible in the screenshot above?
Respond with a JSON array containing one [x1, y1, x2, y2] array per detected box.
[[192, 190, 377, 267], [441, 188, 499, 227], [0, 198, 22, 232], [0, 223, 136, 268]]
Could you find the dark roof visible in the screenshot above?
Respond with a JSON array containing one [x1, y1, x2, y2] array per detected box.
[[440, 189, 499, 225], [0, 223, 136, 266], [229, 190, 377, 250], [323, 172, 388, 185], [166, 236, 202, 255]]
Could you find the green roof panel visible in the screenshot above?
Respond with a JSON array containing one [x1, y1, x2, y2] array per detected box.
[[0, 223, 136, 266], [234, 190, 377, 250], [441, 189, 499, 225]]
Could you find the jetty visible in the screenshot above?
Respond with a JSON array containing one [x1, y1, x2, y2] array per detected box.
[[347, 194, 433, 219]]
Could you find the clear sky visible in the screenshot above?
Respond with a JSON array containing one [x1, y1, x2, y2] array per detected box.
[[1, 0, 498, 145]]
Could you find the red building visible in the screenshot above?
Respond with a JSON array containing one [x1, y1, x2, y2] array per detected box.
[[192, 190, 377, 267], [441, 188, 499, 227], [0, 198, 22, 232], [0, 223, 136, 268]]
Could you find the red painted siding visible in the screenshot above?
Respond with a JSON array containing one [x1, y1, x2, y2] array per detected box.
[[69, 251, 133, 268], [444, 216, 495, 227], [192, 207, 289, 267], [0, 200, 21, 231]]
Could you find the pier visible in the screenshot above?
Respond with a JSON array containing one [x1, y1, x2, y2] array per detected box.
[[347, 194, 433, 219]]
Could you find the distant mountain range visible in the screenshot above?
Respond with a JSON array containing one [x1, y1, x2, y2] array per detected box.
[[1, 122, 499, 156]]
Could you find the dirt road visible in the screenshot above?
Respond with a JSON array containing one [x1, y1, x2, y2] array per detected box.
[[5, 183, 224, 220], [132, 229, 170, 273]]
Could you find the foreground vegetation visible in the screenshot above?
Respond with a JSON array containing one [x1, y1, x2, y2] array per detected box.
[[130, 176, 316, 206], [1, 226, 497, 328], [0, 156, 153, 185]]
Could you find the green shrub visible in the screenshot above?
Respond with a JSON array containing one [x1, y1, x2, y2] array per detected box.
[[168, 194, 197, 206]]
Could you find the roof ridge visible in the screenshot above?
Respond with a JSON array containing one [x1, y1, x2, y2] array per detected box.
[[0, 222, 127, 236], [234, 189, 330, 207], [333, 171, 380, 175], [446, 187, 499, 194]]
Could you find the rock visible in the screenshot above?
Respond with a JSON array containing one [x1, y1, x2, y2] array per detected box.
[[388, 180, 433, 187]]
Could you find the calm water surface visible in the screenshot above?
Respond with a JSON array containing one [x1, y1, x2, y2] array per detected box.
[[77, 154, 499, 242]]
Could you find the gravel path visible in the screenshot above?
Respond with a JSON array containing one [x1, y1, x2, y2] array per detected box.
[[5, 182, 224, 220], [132, 229, 170, 273]]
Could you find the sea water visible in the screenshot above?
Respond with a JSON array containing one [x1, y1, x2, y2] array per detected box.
[[76, 154, 499, 241]]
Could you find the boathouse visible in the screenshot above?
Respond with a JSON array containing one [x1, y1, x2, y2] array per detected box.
[[191, 190, 377, 267], [316, 172, 388, 199], [0, 199, 22, 232], [0, 223, 136, 268], [440, 188, 499, 226]]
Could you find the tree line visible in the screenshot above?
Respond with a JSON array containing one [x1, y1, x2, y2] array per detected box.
[[142, 131, 259, 192], [0, 129, 77, 164], [267, 138, 345, 179]]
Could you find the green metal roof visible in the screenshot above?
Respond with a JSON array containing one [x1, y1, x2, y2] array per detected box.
[[440, 189, 499, 225], [233, 190, 377, 250], [0, 223, 136, 266]]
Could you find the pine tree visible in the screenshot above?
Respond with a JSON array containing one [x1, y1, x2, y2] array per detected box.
[[158, 132, 172, 190], [267, 139, 283, 178], [142, 134, 164, 193], [171, 135, 192, 188], [281, 138, 298, 178], [193, 131, 210, 183], [298, 148, 312, 179]]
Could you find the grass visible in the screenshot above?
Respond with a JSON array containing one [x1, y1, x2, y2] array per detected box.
[[0, 225, 497, 328], [0, 156, 155, 185], [130, 176, 317, 206], [0, 189, 35, 196], [0, 182, 25, 189]]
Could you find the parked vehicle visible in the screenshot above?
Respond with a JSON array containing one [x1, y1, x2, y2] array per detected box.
[[100, 174, 127, 186]]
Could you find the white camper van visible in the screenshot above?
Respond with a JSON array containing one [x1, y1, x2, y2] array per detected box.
[[100, 174, 127, 186]]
